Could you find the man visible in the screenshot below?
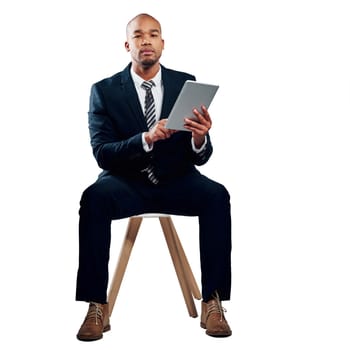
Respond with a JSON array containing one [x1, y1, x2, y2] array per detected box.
[[76, 13, 232, 340]]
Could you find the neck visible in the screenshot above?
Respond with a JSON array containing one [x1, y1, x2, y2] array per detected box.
[[132, 63, 160, 81]]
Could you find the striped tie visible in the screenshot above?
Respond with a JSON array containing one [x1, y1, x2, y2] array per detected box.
[[141, 80, 159, 184], [141, 80, 156, 129]]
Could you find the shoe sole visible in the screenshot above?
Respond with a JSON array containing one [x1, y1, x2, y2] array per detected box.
[[200, 322, 232, 337], [76, 325, 111, 341]]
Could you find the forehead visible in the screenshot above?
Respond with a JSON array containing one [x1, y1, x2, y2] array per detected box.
[[127, 16, 161, 35]]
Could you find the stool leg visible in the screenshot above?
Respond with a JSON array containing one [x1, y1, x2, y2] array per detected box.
[[159, 216, 198, 318], [107, 216, 142, 317], [167, 217, 202, 300]]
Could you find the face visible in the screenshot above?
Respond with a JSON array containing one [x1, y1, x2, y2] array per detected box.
[[125, 15, 164, 69]]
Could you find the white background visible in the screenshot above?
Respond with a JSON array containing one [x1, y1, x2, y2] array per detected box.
[[0, 0, 349, 349]]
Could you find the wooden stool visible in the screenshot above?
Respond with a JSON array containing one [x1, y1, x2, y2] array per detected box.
[[107, 214, 202, 318]]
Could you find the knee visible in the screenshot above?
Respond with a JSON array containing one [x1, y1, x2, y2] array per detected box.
[[215, 183, 231, 205], [202, 180, 230, 206], [79, 182, 112, 213]]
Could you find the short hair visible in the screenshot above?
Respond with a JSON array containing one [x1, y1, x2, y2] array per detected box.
[[126, 13, 162, 36]]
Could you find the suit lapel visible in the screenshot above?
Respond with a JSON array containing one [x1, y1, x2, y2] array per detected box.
[[160, 67, 177, 120], [120, 66, 148, 130]]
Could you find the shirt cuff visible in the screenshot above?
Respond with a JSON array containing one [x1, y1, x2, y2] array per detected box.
[[191, 136, 207, 153], [142, 132, 153, 152]]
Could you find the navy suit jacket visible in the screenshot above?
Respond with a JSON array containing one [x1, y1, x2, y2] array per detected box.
[[88, 63, 213, 183]]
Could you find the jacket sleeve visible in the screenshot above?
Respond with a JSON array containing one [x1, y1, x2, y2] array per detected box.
[[88, 83, 150, 172], [191, 134, 213, 166]]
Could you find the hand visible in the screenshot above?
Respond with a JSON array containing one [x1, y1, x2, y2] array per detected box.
[[144, 119, 176, 144], [184, 105, 212, 148]]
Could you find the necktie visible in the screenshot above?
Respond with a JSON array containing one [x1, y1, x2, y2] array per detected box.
[[141, 80, 156, 129], [141, 80, 159, 184]]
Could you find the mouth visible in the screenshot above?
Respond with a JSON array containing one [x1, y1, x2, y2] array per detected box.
[[141, 49, 154, 56]]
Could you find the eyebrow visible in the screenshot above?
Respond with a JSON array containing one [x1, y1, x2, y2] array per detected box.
[[133, 29, 160, 34]]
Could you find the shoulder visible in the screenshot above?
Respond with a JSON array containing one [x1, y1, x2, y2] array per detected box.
[[92, 64, 131, 90], [92, 72, 124, 90], [161, 65, 195, 82]]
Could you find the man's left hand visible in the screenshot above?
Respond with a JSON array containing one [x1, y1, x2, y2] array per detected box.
[[184, 105, 212, 148]]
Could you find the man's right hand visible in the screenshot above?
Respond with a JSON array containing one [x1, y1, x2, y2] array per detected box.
[[144, 119, 176, 145]]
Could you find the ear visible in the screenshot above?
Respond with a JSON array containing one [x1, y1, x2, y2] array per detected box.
[[125, 41, 130, 52]]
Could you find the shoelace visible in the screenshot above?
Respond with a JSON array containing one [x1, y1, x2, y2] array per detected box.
[[207, 291, 227, 322], [86, 302, 103, 325]]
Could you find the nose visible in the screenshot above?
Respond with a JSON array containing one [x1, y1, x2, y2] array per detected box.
[[141, 36, 151, 45]]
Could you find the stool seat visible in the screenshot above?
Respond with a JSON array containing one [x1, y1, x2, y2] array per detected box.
[[107, 214, 202, 318]]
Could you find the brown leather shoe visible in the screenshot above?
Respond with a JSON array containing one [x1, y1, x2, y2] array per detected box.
[[77, 302, 111, 341], [200, 292, 232, 337]]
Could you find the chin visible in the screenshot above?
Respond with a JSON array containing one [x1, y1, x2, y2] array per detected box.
[[141, 58, 158, 67]]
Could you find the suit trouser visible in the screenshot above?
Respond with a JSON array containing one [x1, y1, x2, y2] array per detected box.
[[75, 170, 231, 304]]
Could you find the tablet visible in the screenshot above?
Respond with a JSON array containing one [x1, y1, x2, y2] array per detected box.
[[165, 80, 219, 131]]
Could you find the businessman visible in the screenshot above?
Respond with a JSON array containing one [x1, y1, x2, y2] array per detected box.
[[76, 13, 232, 340]]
